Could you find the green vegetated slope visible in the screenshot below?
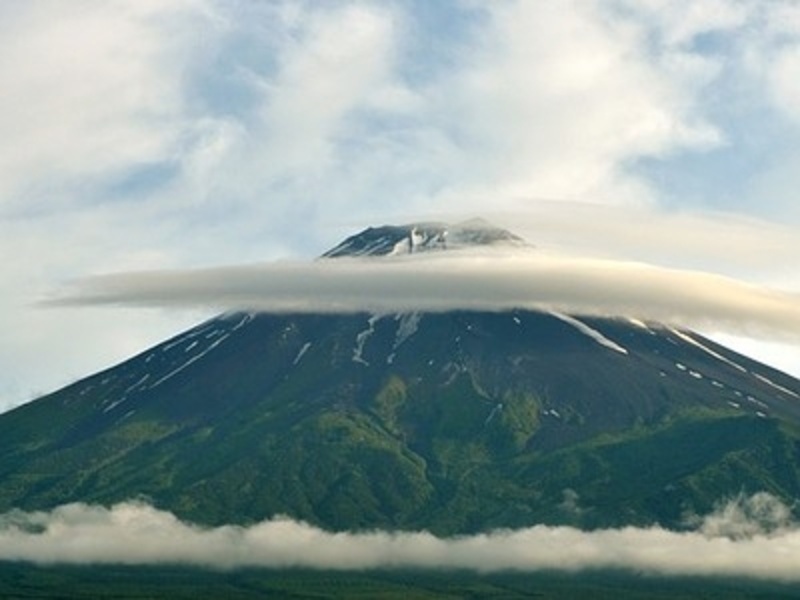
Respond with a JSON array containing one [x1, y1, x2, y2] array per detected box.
[[1, 310, 800, 533]]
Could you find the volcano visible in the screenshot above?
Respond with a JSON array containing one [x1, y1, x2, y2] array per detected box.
[[2, 221, 800, 534]]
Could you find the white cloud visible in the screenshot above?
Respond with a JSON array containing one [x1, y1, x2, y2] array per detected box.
[[746, 1, 800, 125], [258, 4, 401, 169], [1, 494, 799, 582], [626, 0, 750, 47], [162, 1, 419, 240], [0, 0, 214, 213], [48, 249, 800, 344], [690, 492, 793, 540], [196, 2, 404, 183], [765, 44, 800, 123], [487, 201, 800, 282], [423, 0, 722, 210]]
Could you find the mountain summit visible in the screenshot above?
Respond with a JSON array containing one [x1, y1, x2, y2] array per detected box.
[[1, 222, 800, 533], [322, 218, 527, 258]]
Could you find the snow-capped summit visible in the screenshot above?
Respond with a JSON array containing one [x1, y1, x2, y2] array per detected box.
[[321, 218, 527, 258]]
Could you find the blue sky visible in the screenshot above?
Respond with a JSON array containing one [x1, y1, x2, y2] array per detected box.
[[2, 0, 800, 411]]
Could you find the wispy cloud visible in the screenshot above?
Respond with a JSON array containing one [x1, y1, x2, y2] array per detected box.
[[48, 249, 800, 342], [1, 494, 798, 582]]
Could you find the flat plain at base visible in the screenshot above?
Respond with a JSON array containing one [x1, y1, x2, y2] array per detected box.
[[0, 564, 798, 600]]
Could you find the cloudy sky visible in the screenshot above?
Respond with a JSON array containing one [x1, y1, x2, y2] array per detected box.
[[3, 0, 800, 411]]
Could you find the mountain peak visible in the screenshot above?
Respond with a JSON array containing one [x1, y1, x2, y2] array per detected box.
[[322, 218, 527, 258]]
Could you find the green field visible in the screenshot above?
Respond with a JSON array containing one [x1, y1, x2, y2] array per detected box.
[[0, 564, 798, 599]]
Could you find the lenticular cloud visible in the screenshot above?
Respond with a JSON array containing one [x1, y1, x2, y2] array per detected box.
[[1, 494, 800, 582], [48, 250, 800, 342]]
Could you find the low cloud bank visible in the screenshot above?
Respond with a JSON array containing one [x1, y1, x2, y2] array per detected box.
[[1, 494, 800, 582], [48, 250, 800, 341]]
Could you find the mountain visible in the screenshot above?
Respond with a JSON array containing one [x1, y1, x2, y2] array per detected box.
[[321, 218, 527, 257], [2, 221, 800, 534]]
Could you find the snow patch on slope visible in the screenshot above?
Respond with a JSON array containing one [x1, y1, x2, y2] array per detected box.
[[293, 342, 312, 366], [394, 312, 421, 349], [162, 323, 215, 352], [149, 333, 232, 389], [669, 329, 748, 373], [353, 315, 381, 366], [551, 312, 628, 355], [628, 318, 658, 336], [484, 403, 503, 426], [124, 374, 150, 395], [752, 373, 800, 399]]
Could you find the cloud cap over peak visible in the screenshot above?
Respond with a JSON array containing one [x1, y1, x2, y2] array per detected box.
[[47, 249, 800, 343]]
